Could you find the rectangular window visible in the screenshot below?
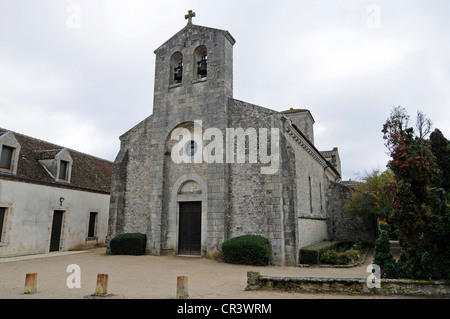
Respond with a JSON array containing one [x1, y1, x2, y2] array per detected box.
[[88, 212, 97, 238], [0, 146, 14, 170], [309, 176, 313, 214], [320, 183, 323, 214], [59, 160, 68, 180], [0, 207, 6, 242]]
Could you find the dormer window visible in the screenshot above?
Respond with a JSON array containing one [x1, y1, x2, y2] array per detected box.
[[55, 149, 73, 183], [0, 131, 21, 175], [0, 145, 14, 170], [59, 160, 69, 181], [38, 148, 72, 183]]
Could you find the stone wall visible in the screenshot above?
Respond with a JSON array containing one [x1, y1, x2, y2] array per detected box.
[[298, 218, 328, 248], [325, 181, 378, 244], [282, 115, 332, 258], [227, 99, 295, 266], [246, 271, 450, 296]]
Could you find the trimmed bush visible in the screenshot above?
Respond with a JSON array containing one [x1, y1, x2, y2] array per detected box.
[[110, 233, 147, 255], [319, 249, 338, 265], [221, 235, 270, 266], [320, 249, 361, 265]]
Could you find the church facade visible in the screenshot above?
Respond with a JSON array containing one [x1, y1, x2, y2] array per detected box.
[[107, 17, 367, 266]]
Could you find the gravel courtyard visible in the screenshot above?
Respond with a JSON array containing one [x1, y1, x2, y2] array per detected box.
[[0, 248, 423, 299]]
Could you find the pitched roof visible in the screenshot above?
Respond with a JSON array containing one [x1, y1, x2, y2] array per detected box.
[[320, 150, 335, 159], [282, 108, 316, 123], [288, 124, 341, 180], [154, 23, 236, 54], [0, 128, 112, 193], [281, 108, 310, 114]]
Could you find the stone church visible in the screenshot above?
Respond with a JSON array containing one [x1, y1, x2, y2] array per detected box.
[[107, 13, 375, 266]]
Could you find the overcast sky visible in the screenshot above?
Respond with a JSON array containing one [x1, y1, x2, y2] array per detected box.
[[1, 0, 449, 180]]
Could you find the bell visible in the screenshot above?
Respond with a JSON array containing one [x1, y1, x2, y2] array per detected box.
[[174, 62, 183, 82], [197, 55, 207, 76]]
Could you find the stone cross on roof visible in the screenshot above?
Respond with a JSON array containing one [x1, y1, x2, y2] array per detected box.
[[185, 10, 196, 25]]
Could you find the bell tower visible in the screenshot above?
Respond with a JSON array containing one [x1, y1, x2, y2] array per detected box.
[[151, 11, 235, 119], [140, 13, 236, 256]]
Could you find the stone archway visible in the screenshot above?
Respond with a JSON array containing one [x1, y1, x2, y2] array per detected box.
[[169, 174, 207, 256]]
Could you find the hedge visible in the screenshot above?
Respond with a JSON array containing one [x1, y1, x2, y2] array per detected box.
[[221, 235, 270, 266], [110, 233, 147, 255]]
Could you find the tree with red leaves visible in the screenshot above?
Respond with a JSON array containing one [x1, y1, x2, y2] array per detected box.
[[381, 106, 450, 279]]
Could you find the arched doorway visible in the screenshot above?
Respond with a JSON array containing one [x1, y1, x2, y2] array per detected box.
[[172, 176, 207, 256]]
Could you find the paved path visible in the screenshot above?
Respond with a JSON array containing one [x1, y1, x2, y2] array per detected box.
[[0, 248, 420, 299]]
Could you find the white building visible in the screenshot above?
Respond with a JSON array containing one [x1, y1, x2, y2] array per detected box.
[[0, 128, 112, 257]]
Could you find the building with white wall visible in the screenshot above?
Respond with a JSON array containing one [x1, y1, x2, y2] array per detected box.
[[0, 128, 112, 257]]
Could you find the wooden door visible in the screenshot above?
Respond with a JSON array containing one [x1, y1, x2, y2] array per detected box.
[[49, 210, 64, 252], [178, 202, 201, 255]]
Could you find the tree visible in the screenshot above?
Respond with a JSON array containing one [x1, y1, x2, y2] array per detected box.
[[373, 230, 397, 278], [381, 106, 411, 153], [415, 111, 433, 139], [381, 106, 450, 279], [430, 128, 450, 192], [345, 169, 395, 222]]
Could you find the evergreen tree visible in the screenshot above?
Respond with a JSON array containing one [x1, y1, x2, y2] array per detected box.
[[373, 230, 397, 278], [430, 128, 450, 192]]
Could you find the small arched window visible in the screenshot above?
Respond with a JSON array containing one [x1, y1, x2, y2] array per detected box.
[[194, 45, 208, 79], [186, 140, 198, 157], [170, 52, 183, 84]]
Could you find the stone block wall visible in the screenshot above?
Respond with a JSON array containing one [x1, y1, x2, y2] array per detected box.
[[246, 271, 450, 297], [227, 99, 295, 266], [298, 218, 328, 248], [325, 181, 378, 244]]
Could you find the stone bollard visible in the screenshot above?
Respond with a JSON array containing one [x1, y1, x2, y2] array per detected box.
[[24, 273, 38, 294], [176, 276, 189, 299], [94, 273, 108, 296]]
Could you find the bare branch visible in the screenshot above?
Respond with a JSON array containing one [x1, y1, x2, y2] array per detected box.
[[415, 111, 433, 139]]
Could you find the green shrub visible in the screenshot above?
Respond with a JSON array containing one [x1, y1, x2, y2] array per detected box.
[[319, 248, 361, 265], [110, 233, 147, 255], [345, 249, 360, 262], [299, 241, 341, 264], [373, 230, 397, 278], [320, 250, 338, 264], [221, 235, 270, 266], [380, 223, 399, 240]]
